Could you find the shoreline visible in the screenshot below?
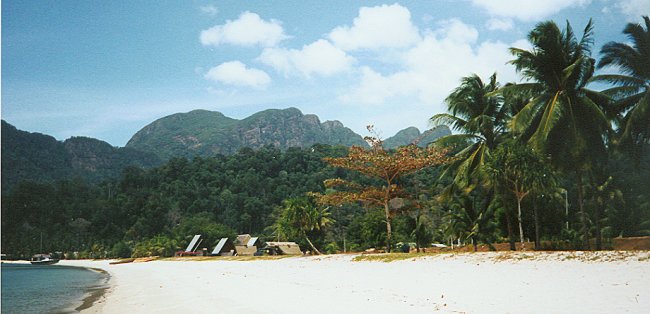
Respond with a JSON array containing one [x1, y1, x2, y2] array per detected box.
[[55, 251, 650, 314], [74, 267, 111, 312]]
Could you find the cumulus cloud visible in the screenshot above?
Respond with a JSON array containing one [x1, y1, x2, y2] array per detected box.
[[616, 0, 650, 20], [200, 5, 218, 16], [486, 18, 514, 31], [328, 3, 421, 50], [471, 0, 591, 21], [200, 12, 288, 47], [204, 61, 270, 89], [259, 39, 354, 78], [341, 19, 522, 106]]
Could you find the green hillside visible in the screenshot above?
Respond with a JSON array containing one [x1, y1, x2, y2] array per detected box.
[[126, 108, 367, 160], [1, 120, 161, 192]]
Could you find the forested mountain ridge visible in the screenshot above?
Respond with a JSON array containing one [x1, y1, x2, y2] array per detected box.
[[1, 120, 162, 192], [2, 109, 450, 192], [126, 108, 369, 160]]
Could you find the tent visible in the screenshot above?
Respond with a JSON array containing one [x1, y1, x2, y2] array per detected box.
[[211, 238, 235, 256]]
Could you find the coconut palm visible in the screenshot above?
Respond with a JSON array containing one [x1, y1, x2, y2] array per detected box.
[[503, 20, 610, 245], [272, 197, 333, 255], [593, 16, 650, 156], [430, 73, 509, 186], [439, 189, 497, 252], [431, 73, 522, 249]]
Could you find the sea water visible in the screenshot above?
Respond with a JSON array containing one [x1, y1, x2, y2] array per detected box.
[[1, 263, 108, 313]]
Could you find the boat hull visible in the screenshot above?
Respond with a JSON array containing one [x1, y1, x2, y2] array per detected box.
[[31, 259, 59, 265]]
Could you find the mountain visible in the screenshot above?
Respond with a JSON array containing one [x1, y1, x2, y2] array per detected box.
[[126, 108, 368, 160], [2, 108, 451, 190], [383, 125, 451, 149], [1, 120, 162, 192]]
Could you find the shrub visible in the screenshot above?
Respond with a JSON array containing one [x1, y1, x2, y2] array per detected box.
[[111, 241, 132, 258]]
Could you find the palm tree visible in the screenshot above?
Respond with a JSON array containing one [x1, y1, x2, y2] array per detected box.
[[439, 189, 497, 252], [272, 197, 333, 255], [593, 16, 650, 157], [503, 20, 610, 246], [431, 73, 508, 186], [432, 73, 521, 249]]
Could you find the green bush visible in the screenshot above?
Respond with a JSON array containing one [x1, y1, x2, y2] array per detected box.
[[111, 241, 132, 258], [132, 235, 179, 257], [172, 213, 237, 250], [324, 241, 340, 254]]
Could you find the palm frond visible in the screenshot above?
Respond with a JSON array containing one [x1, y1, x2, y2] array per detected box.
[[430, 113, 468, 132], [590, 74, 646, 87], [433, 134, 482, 149], [509, 95, 544, 134], [620, 91, 650, 145], [531, 92, 565, 146]]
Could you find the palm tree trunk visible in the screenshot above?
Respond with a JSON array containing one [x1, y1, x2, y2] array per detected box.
[[594, 205, 602, 250], [517, 195, 525, 251], [533, 202, 541, 250], [505, 209, 516, 250], [589, 177, 603, 250], [304, 235, 321, 255], [576, 171, 589, 249]]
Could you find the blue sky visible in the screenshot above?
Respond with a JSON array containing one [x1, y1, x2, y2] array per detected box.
[[2, 0, 648, 146]]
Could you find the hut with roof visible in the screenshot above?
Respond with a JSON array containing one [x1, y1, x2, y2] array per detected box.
[[211, 238, 235, 256], [234, 234, 261, 256], [264, 242, 302, 255]]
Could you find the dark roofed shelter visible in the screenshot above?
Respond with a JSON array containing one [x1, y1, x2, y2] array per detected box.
[[211, 238, 235, 256], [176, 234, 203, 256]]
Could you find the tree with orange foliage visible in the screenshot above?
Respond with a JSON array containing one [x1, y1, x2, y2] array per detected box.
[[313, 127, 450, 252]]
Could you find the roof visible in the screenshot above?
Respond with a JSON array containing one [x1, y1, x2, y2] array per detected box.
[[185, 235, 201, 252], [212, 238, 233, 255], [265, 242, 302, 255], [247, 237, 260, 247], [235, 234, 251, 246]]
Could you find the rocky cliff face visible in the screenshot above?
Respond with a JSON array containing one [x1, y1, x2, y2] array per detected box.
[[126, 108, 367, 160]]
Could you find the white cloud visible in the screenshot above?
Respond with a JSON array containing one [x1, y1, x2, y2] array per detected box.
[[471, 0, 591, 21], [259, 39, 354, 78], [200, 5, 218, 16], [616, 0, 650, 20], [204, 61, 270, 89], [200, 12, 288, 47], [341, 19, 522, 107], [434, 19, 479, 44], [486, 18, 514, 31], [328, 3, 421, 51]]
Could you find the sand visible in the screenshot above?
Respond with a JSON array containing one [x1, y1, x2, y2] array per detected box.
[[60, 251, 650, 314]]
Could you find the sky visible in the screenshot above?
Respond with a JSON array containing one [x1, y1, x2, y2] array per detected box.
[[2, 0, 648, 147]]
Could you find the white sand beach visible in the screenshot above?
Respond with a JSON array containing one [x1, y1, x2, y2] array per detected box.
[[62, 251, 650, 314]]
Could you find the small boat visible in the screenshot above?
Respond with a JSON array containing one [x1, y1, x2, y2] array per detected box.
[[31, 254, 59, 265]]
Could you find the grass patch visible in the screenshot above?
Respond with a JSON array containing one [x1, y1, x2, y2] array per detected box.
[[352, 252, 449, 262]]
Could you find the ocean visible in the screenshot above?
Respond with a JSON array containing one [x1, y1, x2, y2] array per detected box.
[[1, 263, 109, 313]]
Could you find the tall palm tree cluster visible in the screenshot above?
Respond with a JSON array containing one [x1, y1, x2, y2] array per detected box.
[[432, 17, 650, 250]]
